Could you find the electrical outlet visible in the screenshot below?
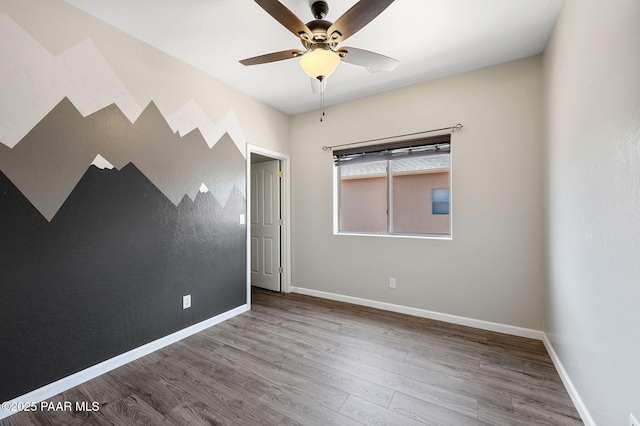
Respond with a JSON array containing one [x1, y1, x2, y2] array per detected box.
[[182, 294, 191, 309], [631, 413, 639, 426], [389, 278, 396, 289]]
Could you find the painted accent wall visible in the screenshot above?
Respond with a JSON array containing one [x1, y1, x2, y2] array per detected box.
[[290, 55, 545, 330], [0, 0, 290, 404], [543, 0, 640, 424]]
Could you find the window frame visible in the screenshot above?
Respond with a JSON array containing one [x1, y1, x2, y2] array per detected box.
[[333, 135, 453, 240]]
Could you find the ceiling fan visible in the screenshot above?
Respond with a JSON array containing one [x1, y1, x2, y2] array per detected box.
[[240, 0, 399, 94]]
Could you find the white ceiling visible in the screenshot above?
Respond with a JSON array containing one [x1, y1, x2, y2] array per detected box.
[[62, 0, 563, 115]]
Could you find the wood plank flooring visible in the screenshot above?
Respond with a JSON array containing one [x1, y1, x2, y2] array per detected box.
[[4, 288, 583, 425]]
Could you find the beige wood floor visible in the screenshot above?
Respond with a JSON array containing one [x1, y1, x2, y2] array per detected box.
[[4, 288, 583, 425]]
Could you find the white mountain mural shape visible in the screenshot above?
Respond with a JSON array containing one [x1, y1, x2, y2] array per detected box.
[[0, 14, 248, 221], [166, 100, 245, 154], [0, 13, 246, 155], [0, 14, 140, 148], [91, 154, 115, 170]]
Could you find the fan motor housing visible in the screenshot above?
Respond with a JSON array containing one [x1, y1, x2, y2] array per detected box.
[[302, 19, 335, 48]]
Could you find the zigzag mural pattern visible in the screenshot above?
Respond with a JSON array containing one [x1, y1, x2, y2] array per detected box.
[[0, 97, 245, 221], [0, 13, 247, 403], [0, 13, 247, 221]]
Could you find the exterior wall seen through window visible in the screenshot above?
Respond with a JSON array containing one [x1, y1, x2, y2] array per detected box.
[[393, 172, 450, 234], [340, 175, 387, 233], [338, 154, 450, 236]]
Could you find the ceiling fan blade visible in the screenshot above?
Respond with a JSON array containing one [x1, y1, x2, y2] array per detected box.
[[338, 47, 399, 72], [311, 77, 326, 94], [254, 0, 312, 40], [240, 49, 305, 66], [327, 0, 395, 43]]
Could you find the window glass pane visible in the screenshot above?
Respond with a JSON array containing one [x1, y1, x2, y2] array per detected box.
[[432, 201, 450, 215], [339, 160, 388, 233], [392, 155, 450, 235], [432, 187, 450, 202]]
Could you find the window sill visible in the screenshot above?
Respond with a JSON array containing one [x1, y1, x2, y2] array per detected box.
[[334, 231, 452, 241]]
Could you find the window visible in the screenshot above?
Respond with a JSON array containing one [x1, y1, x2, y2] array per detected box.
[[335, 134, 451, 237], [432, 188, 450, 215]]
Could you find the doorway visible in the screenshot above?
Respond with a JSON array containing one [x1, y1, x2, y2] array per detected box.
[[247, 146, 290, 299]]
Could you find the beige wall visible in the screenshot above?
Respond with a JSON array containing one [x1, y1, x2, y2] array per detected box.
[[291, 55, 545, 330], [543, 0, 640, 424]]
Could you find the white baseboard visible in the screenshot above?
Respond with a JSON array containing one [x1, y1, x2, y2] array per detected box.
[[0, 304, 248, 421], [290, 286, 544, 340], [3, 293, 594, 426], [542, 333, 595, 426]]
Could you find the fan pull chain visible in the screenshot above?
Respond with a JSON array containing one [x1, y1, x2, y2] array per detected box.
[[318, 76, 326, 122]]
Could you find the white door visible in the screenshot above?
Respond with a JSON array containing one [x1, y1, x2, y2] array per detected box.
[[251, 159, 281, 291]]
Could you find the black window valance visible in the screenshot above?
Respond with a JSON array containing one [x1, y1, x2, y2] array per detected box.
[[333, 133, 451, 166]]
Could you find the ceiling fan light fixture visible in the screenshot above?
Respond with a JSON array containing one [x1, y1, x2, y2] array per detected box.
[[299, 44, 340, 79]]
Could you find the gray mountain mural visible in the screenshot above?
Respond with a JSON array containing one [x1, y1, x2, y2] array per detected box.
[[0, 98, 245, 221], [0, 11, 249, 408], [0, 162, 246, 402]]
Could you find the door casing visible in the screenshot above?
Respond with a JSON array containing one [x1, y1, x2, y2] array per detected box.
[[246, 145, 291, 307]]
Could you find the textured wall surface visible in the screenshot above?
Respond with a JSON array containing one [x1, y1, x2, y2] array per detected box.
[[0, 2, 289, 403], [291, 56, 545, 330], [0, 156, 246, 401], [543, 0, 640, 424], [0, 73, 248, 404]]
